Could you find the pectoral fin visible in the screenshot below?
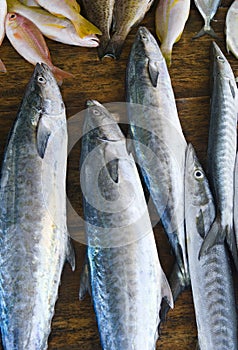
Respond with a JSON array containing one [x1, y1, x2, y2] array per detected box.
[[148, 60, 159, 87], [36, 117, 51, 158]]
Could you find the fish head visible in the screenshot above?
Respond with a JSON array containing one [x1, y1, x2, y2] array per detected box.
[[83, 100, 124, 142], [6, 12, 20, 30], [211, 41, 234, 78], [132, 27, 163, 62], [25, 62, 65, 118]]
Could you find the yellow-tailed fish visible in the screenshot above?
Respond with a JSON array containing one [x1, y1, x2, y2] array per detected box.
[[155, 0, 190, 66], [5, 12, 73, 84], [0, 0, 7, 72], [104, 0, 154, 59], [226, 0, 238, 59], [34, 0, 102, 38], [7, 0, 99, 47]]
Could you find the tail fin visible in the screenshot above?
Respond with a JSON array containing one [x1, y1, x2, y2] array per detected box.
[[72, 14, 102, 38], [0, 59, 7, 73], [193, 25, 218, 39], [97, 35, 110, 60], [103, 36, 125, 60], [52, 65, 74, 85], [160, 44, 172, 67]]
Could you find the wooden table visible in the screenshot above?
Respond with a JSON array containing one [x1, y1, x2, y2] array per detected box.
[[0, 1, 237, 349]]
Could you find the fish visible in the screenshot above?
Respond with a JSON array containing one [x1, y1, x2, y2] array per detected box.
[[7, 0, 99, 47], [34, 0, 102, 38], [126, 27, 189, 288], [225, 0, 238, 59], [193, 0, 221, 38], [155, 0, 190, 66], [19, 0, 39, 6], [0, 0, 7, 73], [5, 12, 73, 85], [185, 143, 237, 350], [199, 42, 238, 264], [0, 63, 75, 350], [104, 0, 154, 59], [81, 0, 115, 58], [79, 100, 173, 350]]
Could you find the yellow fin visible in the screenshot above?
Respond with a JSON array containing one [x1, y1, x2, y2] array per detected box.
[[42, 23, 67, 29], [72, 14, 102, 38]]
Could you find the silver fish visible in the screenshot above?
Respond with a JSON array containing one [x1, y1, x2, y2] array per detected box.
[[193, 0, 221, 38], [79, 100, 173, 350], [0, 63, 75, 350], [200, 42, 238, 263], [185, 143, 237, 350], [104, 0, 154, 59], [126, 26, 189, 285]]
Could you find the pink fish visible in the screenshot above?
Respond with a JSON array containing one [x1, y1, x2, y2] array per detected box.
[[5, 12, 73, 84]]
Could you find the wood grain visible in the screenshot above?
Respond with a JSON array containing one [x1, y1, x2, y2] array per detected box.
[[0, 1, 238, 349]]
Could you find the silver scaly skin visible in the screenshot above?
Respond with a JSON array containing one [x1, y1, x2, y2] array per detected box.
[[126, 26, 189, 286], [79, 100, 173, 350], [185, 144, 237, 350], [200, 42, 238, 263], [0, 63, 75, 350], [193, 0, 221, 38]]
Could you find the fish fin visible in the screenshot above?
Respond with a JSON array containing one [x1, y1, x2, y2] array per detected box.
[[0, 59, 7, 73], [42, 23, 67, 29], [51, 66, 73, 85], [198, 215, 224, 258], [103, 36, 125, 60], [36, 117, 51, 158], [148, 60, 159, 87], [193, 25, 218, 39], [97, 35, 110, 60], [66, 238, 76, 271], [160, 262, 189, 324], [161, 271, 174, 309], [225, 226, 238, 271], [79, 257, 91, 300], [72, 14, 102, 38]]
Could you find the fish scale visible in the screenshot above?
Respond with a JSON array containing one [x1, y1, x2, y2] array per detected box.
[[199, 42, 238, 259], [185, 144, 237, 350]]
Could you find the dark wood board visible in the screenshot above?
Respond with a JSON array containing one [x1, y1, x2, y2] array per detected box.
[[0, 1, 237, 349]]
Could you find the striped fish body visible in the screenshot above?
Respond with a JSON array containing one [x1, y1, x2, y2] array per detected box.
[[126, 26, 188, 282], [80, 100, 173, 350], [0, 63, 74, 350], [185, 144, 237, 350]]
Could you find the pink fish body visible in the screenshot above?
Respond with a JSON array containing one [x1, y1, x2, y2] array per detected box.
[[5, 12, 73, 83], [155, 0, 190, 66], [0, 0, 7, 72]]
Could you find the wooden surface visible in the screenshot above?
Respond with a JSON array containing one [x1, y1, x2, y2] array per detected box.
[[0, 1, 238, 349]]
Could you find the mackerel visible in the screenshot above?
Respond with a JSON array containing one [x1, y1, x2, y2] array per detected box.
[[79, 100, 173, 350], [0, 63, 75, 350], [126, 26, 189, 285], [185, 143, 237, 350]]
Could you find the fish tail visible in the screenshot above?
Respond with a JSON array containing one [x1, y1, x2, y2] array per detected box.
[[97, 35, 110, 60], [0, 59, 7, 73], [159, 261, 189, 325], [103, 36, 125, 60], [160, 44, 172, 67], [193, 25, 218, 39], [51, 65, 73, 85], [72, 14, 102, 38]]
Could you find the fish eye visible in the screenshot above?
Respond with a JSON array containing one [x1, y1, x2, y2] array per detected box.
[[37, 76, 46, 84], [93, 109, 101, 116], [141, 34, 148, 41], [194, 169, 204, 180], [217, 55, 224, 62], [9, 13, 17, 20]]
